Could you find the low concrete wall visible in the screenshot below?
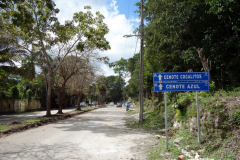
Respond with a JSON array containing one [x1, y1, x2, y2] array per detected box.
[[0, 99, 41, 113], [0, 99, 15, 113]]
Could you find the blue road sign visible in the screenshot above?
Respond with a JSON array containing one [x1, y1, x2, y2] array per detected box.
[[153, 72, 209, 82], [154, 82, 209, 92]]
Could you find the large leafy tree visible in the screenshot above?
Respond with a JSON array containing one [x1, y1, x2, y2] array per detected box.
[[2, 1, 110, 116], [140, 0, 240, 91], [122, 0, 240, 99], [104, 75, 125, 102]]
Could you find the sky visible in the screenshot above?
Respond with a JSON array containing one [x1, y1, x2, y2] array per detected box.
[[54, 0, 141, 78]]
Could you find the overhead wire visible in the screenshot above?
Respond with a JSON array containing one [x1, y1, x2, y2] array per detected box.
[[133, 0, 139, 56], [124, 0, 131, 58]]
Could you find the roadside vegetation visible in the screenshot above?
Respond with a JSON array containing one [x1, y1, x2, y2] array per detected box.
[[126, 88, 240, 159]]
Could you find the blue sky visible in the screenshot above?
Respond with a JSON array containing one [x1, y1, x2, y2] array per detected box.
[[115, 0, 139, 19], [54, 0, 141, 78]]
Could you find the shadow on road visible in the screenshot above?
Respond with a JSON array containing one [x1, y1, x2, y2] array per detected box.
[[54, 106, 144, 138]]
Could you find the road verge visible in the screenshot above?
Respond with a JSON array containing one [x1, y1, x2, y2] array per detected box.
[[0, 107, 99, 138]]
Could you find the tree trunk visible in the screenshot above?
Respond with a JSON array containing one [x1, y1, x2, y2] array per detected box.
[[76, 92, 82, 110], [57, 89, 64, 114], [46, 76, 52, 117], [152, 90, 155, 111], [197, 48, 211, 83], [197, 48, 210, 72]]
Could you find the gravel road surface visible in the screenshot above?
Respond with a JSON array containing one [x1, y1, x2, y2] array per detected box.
[[0, 106, 149, 160]]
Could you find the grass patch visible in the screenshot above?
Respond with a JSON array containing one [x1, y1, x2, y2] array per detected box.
[[126, 110, 165, 133], [127, 108, 139, 114], [18, 119, 41, 123], [0, 122, 26, 132], [0, 123, 12, 132], [147, 135, 183, 160]]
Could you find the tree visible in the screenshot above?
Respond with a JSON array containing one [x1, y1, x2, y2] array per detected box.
[[67, 62, 97, 110], [53, 55, 84, 113], [136, 0, 240, 91], [54, 47, 98, 113], [105, 75, 126, 102], [2, 1, 110, 116], [96, 75, 107, 105]]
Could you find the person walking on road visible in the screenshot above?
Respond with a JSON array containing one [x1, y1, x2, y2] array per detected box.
[[125, 102, 130, 111]]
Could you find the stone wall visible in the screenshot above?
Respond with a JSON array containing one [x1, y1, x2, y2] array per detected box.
[[0, 99, 41, 113], [0, 99, 15, 113]]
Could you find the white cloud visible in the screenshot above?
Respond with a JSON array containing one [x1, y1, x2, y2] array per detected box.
[[54, 0, 140, 78]]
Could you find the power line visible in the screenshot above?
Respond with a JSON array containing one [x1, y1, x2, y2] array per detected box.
[[124, 0, 131, 57], [134, 37, 139, 55]]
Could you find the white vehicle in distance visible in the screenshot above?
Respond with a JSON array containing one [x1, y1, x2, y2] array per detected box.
[[116, 102, 122, 107], [80, 102, 87, 107], [110, 102, 114, 106]]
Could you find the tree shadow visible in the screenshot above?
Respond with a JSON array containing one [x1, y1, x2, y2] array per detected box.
[[54, 107, 146, 138]]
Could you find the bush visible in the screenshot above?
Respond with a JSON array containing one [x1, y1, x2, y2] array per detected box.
[[26, 89, 32, 99], [0, 90, 6, 99], [230, 110, 240, 126], [6, 86, 19, 99]]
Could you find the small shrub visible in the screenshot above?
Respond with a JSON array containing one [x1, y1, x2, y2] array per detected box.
[[233, 87, 240, 92], [230, 110, 240, 125], [187, 104, 197, 117], [199, 91, 210, 98], [26, 89, 32, 99], [177, 96, 192, 109], [6, 86, 19, 99], [172, 102, 179, 109], [210, 81, 215, 91]]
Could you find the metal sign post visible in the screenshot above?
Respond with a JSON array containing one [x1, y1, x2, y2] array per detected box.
[[196, 91, 201, 144], [164, 92, 168, 150]]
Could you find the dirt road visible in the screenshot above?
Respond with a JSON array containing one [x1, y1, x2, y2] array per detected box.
[[0, 106, 149, 160]]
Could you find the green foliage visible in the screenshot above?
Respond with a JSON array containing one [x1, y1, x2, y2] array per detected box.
[[233, 87, 240, 92], [167, 92, 175, 103], [105, 75, 126, 102], [198, 91, 210, 98], [230, 110, 240, 126], [6, 86, 19, 99], [171, 102, 179, 109], [26, 89, 32, 99], [112, 58, 128, 77], [123, 0, 240, 99], [176, 92, 194, 109], [210, 81, 215, 91], [148, 138, 183, 160], [2, 0, 111, 116], [126, 88, 240, 159], [187, 104, 197, 118]]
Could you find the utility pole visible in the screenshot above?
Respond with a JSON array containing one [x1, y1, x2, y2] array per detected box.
[[123, 0, 144, 122], [139, 0, 144, 122]]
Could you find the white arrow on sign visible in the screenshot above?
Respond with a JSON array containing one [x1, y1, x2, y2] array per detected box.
[[158, 74, 162, 81], [159, 84, 163, 90]]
